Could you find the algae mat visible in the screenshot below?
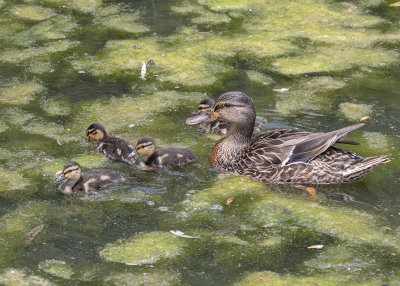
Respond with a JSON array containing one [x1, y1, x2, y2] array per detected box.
[[0, 0, 399, 285]]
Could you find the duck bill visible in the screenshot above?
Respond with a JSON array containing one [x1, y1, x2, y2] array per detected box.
[[185, 113, 211, 125], [55, 173, 65, 182]]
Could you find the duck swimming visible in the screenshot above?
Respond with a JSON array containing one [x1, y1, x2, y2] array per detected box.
[[55, 162, 122, 195], [186, 98, 265, 135], [189, 91, 389, 184], [86, 123, 137, 164], [135, 136, 197, 170]]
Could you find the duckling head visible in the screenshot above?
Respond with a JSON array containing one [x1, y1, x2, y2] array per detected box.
[[135, 136, 156, 159], [185, 99, 215, 125], [55, 161, 82, 183], [86, 123, 107, 142], [211, 91, 255, 125]]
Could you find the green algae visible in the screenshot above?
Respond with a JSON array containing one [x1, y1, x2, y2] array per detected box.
[[339, 102, 373, 121], [10, 15, 78, 47], [1, 108, 35, 126], [41, 0, 103, 13], [272, 46, 397, 75], [362, 132, 390, 152], [0, 167, 29, 191], [0, 120, 8, 133], [100, 14, 150, 34], [21, 119, 78, 143], [104, 270, 181, 286], [245, 70, 273, 85], [10, 5, 56, 21], [41, 97, 71, 116], [28, 61, 54, 74], [300, 243, 399, 277], [95, 5, 120, 17], [275, 76, 346, 115], [234, 271, 398, 286], [68, 90, 204, 135], [171, 1, 231, 25], [0, 269, 54, 286], [184, 175, 399, 249], [0, 201, 59, 266], [100, 231, 188, 265], [39, 259, 74, 279], [0, 40, 79, 64], [0, 81, 44, 105]]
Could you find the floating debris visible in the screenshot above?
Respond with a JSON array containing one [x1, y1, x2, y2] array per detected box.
[[307, 244, 324, 249], [226, 197, 234, 205], [170, 230, 199, 239], [140, 61, 146, 80], [25, 224, 45, 245]]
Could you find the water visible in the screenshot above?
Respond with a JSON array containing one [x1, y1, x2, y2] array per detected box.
[[0, 0, 399, 285]]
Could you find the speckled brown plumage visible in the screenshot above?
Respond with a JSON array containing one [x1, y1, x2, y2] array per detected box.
[[205, 91, 389, 184], [86, 123, 137, 164], [55, 162, 122, 195]]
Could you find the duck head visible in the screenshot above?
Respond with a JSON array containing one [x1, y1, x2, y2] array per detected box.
[[86, 123, 107, 142], [210, 92, 255, 125], [185, 99, 215, 126], [55, 161, 82, 183], [135, 136, 156, 159]]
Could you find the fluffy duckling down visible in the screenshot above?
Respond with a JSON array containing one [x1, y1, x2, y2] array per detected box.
[[135, 136, 197, 170]]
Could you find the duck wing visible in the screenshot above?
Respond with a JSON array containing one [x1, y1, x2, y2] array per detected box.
[[248, 123, 364, 166]]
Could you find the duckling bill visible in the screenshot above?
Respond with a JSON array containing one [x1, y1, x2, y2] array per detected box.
[[189, 91, 389, 184], [55, 162, 122, 195], [186, 98, 265, 134], [135, 136, 197, 170], [86, 123, 137, 164]]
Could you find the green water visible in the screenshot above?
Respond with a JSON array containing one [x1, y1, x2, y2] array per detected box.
[[0, 0, 400, 285]]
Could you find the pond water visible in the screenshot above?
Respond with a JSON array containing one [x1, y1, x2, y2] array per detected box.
[[0, 0, 400, 285]]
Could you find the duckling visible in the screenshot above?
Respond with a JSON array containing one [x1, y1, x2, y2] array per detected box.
[[135, 136, 197, 170], [186, 98, 265, 134], [55, 162, 122, 195], [190, 91, 389, 184], [86, 123, 137, 164]]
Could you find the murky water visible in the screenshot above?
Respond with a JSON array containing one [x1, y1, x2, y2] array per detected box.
[[0, 0, 399, 285]]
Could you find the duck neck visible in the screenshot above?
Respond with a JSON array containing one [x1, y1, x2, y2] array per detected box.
[[211, 121, 254, 170]]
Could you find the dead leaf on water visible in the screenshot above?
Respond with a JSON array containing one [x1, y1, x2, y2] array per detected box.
[[226, 197, 234, 205], [307, 244, 324, 249], [260, 277, 268, 282], [360, 116, 370, 121], [390, 2, 400, 6], [57, 139, 62, 145], [125, 262, 138, 266], [25, 224, 45, 245], [294, 185, 318, 199]]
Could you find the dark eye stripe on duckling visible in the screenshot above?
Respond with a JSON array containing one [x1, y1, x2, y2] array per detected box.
[[86, 128, 97, 135], [136, 143, 153, 150], [197, 105, 210, 110], [63, 167, 79, 174]]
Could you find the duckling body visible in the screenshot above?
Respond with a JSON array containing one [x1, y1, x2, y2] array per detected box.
[[55, 162, 122, 195], [86, 123, 137, 164], [198, 91, 389, 184], [186, 98, 264, 135], [135, 136, 197, 169]]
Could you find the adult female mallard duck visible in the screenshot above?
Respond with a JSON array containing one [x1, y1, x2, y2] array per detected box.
[[86, 123, 137, 164], [186, 98, 265, 134], [188, 91, 389, 184], [55, 162, 122, 195], [135, 136, 197, 170]]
